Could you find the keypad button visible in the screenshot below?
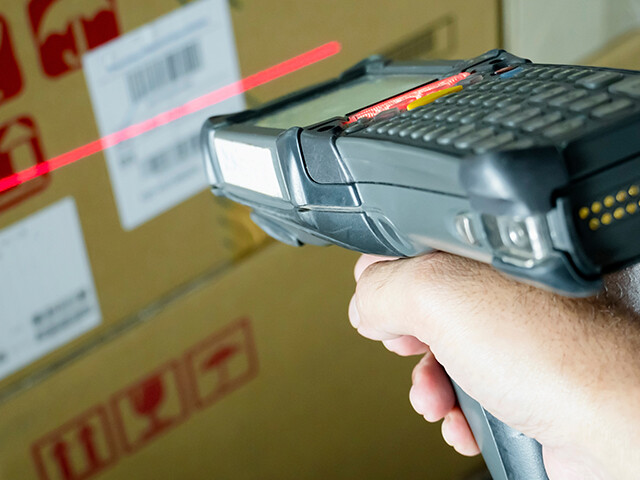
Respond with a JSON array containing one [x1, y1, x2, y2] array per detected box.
[[576, 71, 624, 89], [566, 70, 593, 82], [436, 125, 475, 145], [503, 80, 528, 93], [473, 132, 516, 153], [410, 125, 436, 140], [591, 98, 634, 119], [538, 67, 565, 79], [501, 107, 542, 128], [502, 138, 535, 150], [416, 106, 443, 119], [542, 117, 586, 139], [548, 89, 588, 107], [485, 104, 521, 123], [470, 94, 493, 106], [422, 126, 451, 142], [521, 111, 563, 133], [496, 96, 520, 108], [516, 81, 544, 93], [529, 86, 568, 103], [481, 95, 504, 107], [343, 119, 370, 134], [460, 111, 486, 125], [435, 108, 457, 121], [365, 122, 386, 133], [609, 76, 640, 99], [569, 92, 610, 113], [551, 69, 574, 81], [376, 121, 401, 134], [386, 124, 406, 135], [398, 123, 424, 137], [447, 111, 468, 123], [454, 128, 495, 149]]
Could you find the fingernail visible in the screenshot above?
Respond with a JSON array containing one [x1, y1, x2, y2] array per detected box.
[[348, 296, 360, 328], [409, 385, 424, 415]]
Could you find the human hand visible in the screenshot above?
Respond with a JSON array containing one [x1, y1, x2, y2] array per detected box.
[[348, 253, 640, 480]]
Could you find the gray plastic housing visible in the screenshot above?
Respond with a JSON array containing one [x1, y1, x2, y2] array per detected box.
[[201, 50, 640, 478]]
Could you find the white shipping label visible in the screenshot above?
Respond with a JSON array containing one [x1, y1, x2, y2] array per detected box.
[[83, 0, 245, 230], [0, 198, 101, 381]]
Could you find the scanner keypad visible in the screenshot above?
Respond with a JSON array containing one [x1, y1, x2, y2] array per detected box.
[[348, 64, 640, 156]]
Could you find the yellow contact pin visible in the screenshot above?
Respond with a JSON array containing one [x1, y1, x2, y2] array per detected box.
[[578, 207, 590, 219], [616, 191, 628, 202], [406, 85, 463, 111], [614, 207, 625, 219], [626, 203, 637, 215], [629, 185, 639, 196], [591, 202, 602, 214], [601, 213, 613, 225], [604, 196, 615, 208], [589, 218, 600, 230]]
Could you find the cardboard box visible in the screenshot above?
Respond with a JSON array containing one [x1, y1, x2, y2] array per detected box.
[[503, 0, 640, 64], [582, 28, 640, 70], [0, 244, 484, 479], [0, 0, 501, 414], [0, 0, 267, 392]]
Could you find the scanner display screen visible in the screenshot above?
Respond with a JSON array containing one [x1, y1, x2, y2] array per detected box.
[[253, 75, 432, 129]]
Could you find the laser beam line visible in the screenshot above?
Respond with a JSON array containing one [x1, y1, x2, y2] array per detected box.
[[0, 41, 342, 194]]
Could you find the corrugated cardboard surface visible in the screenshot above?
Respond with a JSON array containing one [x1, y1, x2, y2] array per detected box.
[[0, 0, 500, 393], [235, 0, 502, 104], [583, 28, 640, 70], [0, 0, 267, 392], [0, 244, 484, 480]]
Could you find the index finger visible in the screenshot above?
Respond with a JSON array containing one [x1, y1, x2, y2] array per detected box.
[[354, 254, 400, 282]]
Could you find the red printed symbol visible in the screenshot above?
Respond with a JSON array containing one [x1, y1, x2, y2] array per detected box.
[[0, 16, 23, 106], [0, 116, 49, 212], [185, 318, 258, 409], [110, 361, 188, 453], [32, 406, 117, 480], [28, 0, 120, 78]]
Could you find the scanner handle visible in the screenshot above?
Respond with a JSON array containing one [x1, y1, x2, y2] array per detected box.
[[452, 383, 549, 480]]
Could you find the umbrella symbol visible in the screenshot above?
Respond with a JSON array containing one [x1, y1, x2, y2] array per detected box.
[[0, 121, 35, 153], [38, 0, 113, 71], [201, 344, 239, 390]]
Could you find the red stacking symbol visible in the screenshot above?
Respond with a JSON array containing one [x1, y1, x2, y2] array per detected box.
[[185, 318, 259, 409], [0, 116, 49, 212], [110, 361, 189, 453], [0, 16, 23, 106], [28, 0, 120, 78], [32, 406, 118, 480]]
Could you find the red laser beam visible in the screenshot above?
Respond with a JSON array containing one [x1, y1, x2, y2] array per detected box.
[[0, 41, 342, 194]]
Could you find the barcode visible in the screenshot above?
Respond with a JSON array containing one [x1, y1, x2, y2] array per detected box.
[[32, 289, 92, 340], [143, 134, 201, 175], [126, 43, 202, 102]]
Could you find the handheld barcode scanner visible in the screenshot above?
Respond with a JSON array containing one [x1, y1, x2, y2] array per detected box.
[[201, 49, 640, 479]]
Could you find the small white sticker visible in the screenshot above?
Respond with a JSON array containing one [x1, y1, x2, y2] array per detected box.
[[83, 0, 245, 230], [0, 198, 101, 380]]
